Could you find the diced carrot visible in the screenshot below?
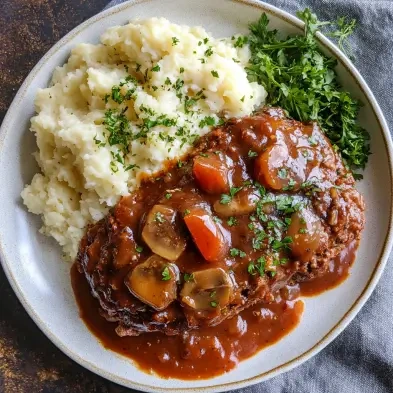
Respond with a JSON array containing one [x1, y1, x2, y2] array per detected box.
[[184, 209, 229, 262], [193, 154, 230, 194]]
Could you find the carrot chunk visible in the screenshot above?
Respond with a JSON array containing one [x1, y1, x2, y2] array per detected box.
[[184, 209, 229, 262], [193, 154, 230, 194]]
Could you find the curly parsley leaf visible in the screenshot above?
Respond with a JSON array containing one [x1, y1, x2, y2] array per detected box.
[[246, 9, 370, 171]]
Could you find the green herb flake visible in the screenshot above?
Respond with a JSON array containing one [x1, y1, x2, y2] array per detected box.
[[278, 168, 288, 179], [165, 193, 172, 199], [183, 209, 191, 216], [184, 273, 194, 282], [161, 267, 171, 281], [154, 212, 165, 223], [172, 36, 180, 46], [248, 150, 258, 158], [199, 116, 216, 128], [135, 245, 143, 253], [210, 301, 218, 308], [230, 248, 246, 258], [204, 47, 213, 57], [213, 216, 222, 224], [211, 70, 219, 78], [227, 217, 238, 227], [220, 186, 243, 205], [151, 64, 160, 72], [234, 35, 248, 48], [124, 164, 139, 171], [271, 236, 293, 250]]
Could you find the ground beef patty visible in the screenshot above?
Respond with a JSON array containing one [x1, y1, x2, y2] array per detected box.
[[76, 107, 365, 337]]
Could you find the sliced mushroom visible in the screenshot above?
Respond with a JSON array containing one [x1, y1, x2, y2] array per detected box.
[[142, 204, 186, 261], [286, 209, 322, 262], [213, 188, 259, 217], [125, 254, 179, 311], [113, 227, 139, 269], [180, 268, 233, 310]]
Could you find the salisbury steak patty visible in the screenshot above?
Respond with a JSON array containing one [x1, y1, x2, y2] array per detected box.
[[76, 107, 365, 337]]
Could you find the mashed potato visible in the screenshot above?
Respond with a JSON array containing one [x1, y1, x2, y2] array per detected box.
[[21, 18, 266, 259]]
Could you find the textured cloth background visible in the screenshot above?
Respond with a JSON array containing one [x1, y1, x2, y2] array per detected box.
[[104, 1, 393, 392]]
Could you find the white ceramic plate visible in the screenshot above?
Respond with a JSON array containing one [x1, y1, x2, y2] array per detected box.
[[0, 0, 392, 391]]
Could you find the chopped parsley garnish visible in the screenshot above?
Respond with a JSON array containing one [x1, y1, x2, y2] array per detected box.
[[103, 108, 131, 154], [179, 67, 185, 73], [204, 47, 213, 57], [199, 116, 216, 128], [299, 228, 307, 234], [308, 136, 318, 146], [213, 216, 222, 224], [154, 212, 165, 223], [227, 217, 238, 226], [278, 168, 288, 179], [172, 37, 180, 46], [135, 245, 143, 253], [248, 256, 266, 276], [246, 10, 370, 170], [124, 164, 139, 171], [252, 230, 267, 250], [93, 134, 106, 147], [230, 248, 246, 258], [271, 236, 293, 250], [183, 209, 191, 216], [233, 35, 248, 48], [283, 178, 296, 191], [210, 301, 218, 308], [184, 273, 194, 282], [165, 193, 172, 199], [211, 70, 219, 78], [151, 64, 160, 72], [203, 38, 209, 44], [248, 150, 258, 158], [162, 267, 171, 281], [220, 186, 243, 205]]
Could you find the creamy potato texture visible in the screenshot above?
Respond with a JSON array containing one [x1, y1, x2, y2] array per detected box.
[[21, 18, 266, 259]]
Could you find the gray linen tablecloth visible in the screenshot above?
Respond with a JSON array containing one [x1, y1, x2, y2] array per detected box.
[[105, 0, 393, 391]]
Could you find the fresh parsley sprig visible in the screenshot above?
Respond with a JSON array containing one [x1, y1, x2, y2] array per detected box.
[[245, 9, 370, 172]]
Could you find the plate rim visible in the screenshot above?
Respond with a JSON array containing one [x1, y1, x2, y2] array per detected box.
[[0, 0, 392, 392]]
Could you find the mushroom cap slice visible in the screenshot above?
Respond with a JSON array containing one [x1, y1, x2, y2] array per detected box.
[[142, 204, 186, 261], [286, 209, 322, 262], [213, 188, 259, 217], [180, 268, 233, 310], [125, 255, 179, 311]]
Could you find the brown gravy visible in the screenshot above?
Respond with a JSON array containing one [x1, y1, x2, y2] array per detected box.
[[299, 240, 358, 296], [71, 238, 356, 379], [71, 264, 303, 379]]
